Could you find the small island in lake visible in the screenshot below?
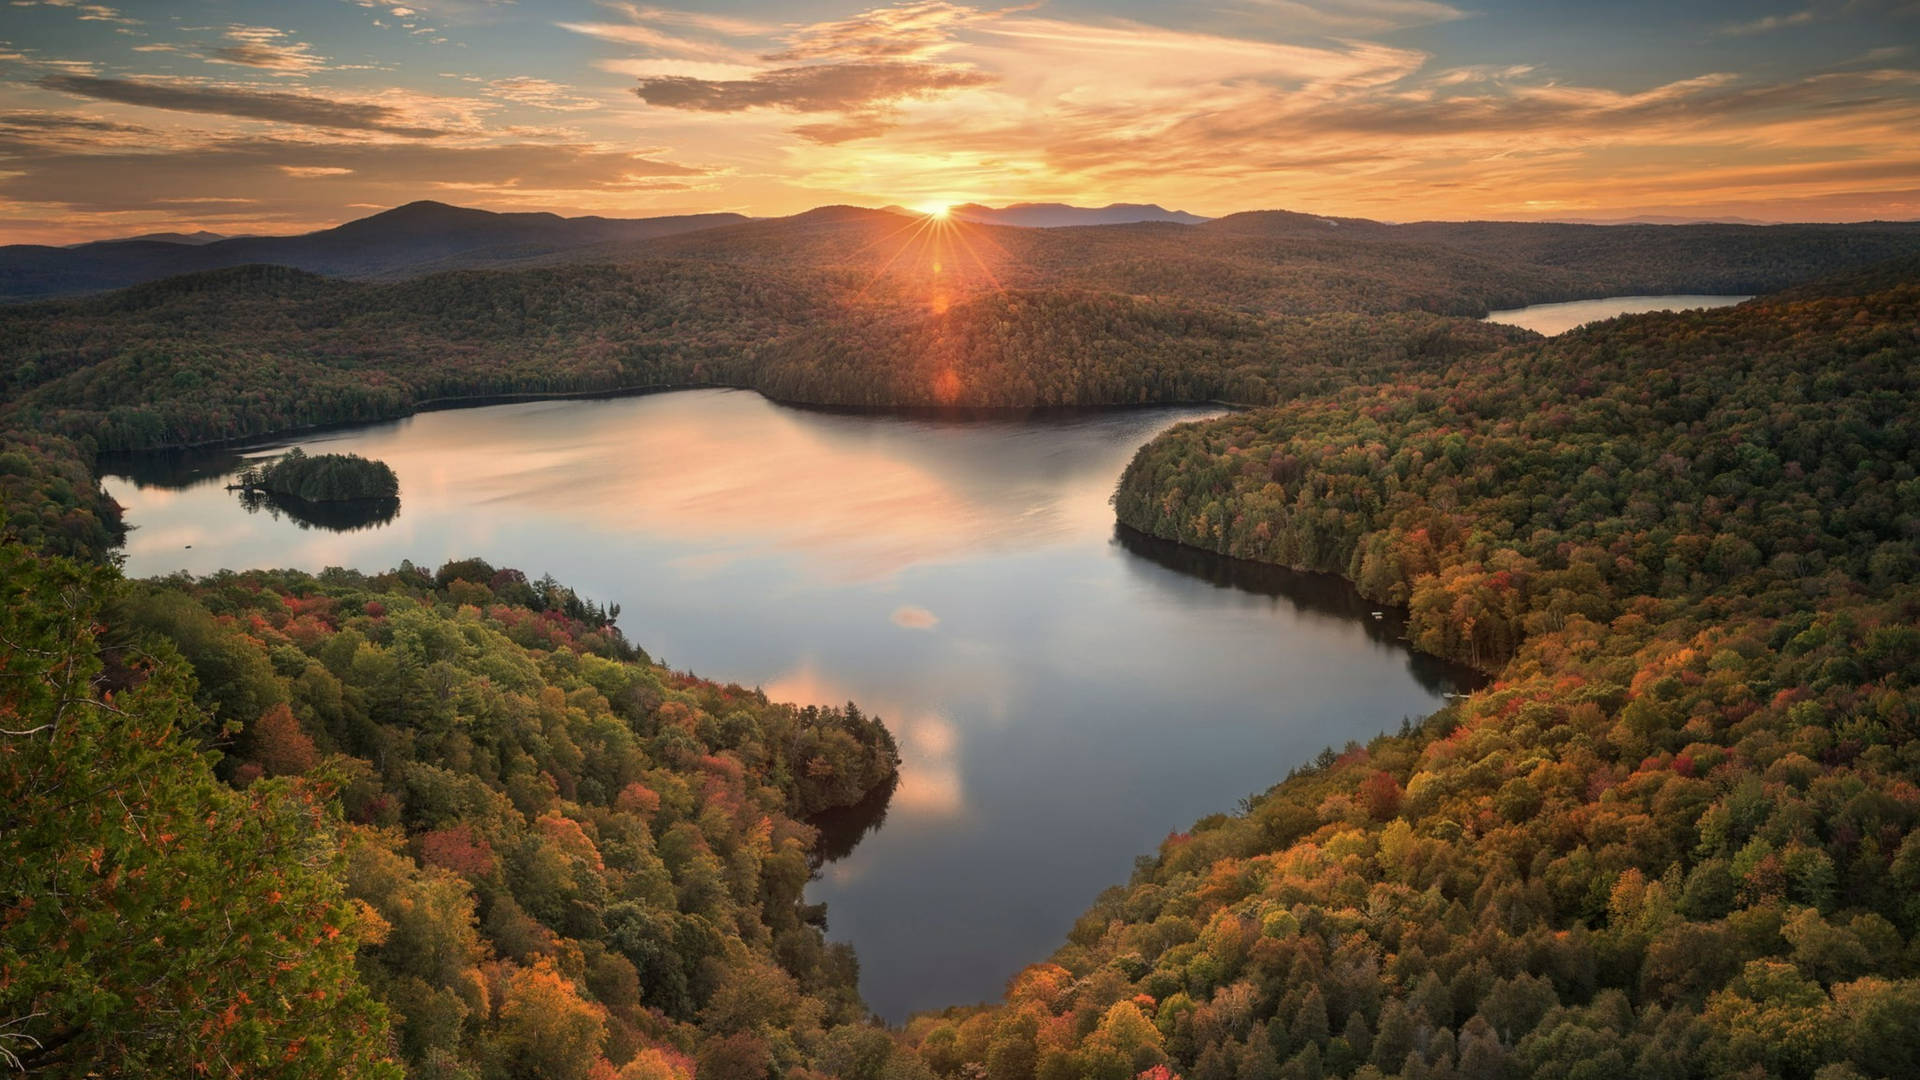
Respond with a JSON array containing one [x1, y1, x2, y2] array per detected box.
[[231, 448, 399, 502]]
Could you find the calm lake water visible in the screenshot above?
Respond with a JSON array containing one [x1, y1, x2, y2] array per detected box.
[[1485, 294, 1750, 336], [104, 389, 1475, 1021]]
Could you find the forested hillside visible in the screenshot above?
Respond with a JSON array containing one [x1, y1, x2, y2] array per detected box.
[[893, 267, 1920, 1079], [0, 201, 750, 302], [2, 541, 909, 1076], [0, 264, 1526, 451], [5, 201, 1918, 454]]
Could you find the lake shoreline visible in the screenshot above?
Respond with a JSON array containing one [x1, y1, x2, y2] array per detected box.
[[96, 380, 1255, 461], [91, 291, 1748, 461], [1482, 292, 1751, 335], [99, 390, 1470, 1019], [1112, 523, 1492, 690]]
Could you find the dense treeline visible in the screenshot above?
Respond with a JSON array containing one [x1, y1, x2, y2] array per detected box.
[[628, 210, 1920, 317], [240, 447, 400, 502], [0, 262, 825, 451], [1115, 277, 1920, 671], [2, 543, 912, 1078], [7, 210, 1918, 454], [0, 265, 1527, 451], [754, 293, 1524, 409], [0, 429, 122, 558], [894, 267, 1920, 1079]]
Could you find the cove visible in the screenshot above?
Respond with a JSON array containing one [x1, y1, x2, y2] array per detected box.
[[102, 388, 1478, 1022]]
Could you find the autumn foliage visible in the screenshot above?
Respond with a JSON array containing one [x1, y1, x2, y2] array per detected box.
[[894, 263, 1920, 1078]]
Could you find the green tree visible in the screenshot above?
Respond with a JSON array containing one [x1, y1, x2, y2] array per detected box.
[[0, 542, 397, 1077]]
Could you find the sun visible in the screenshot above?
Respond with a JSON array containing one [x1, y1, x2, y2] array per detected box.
[[919, 201, 952, 219]]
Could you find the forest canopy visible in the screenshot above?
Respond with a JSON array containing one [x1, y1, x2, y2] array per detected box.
[[888, 264, 1920, 1080], [2, 219, 1919, 1078], [0, 542, 906, 1078]]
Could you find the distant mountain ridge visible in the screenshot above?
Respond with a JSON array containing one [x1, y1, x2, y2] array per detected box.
[[6, 197, 1920, 305], [946, 201, 1208, 227], [72, 230, 232, 248], [1, 201, 750, 301]]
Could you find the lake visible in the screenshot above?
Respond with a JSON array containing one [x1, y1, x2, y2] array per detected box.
[[103, 389, 1477, 1022], [1485, 294, 1750, 336]]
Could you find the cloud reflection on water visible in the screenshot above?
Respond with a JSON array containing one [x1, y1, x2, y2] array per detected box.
[[763, 661, 968, 825]]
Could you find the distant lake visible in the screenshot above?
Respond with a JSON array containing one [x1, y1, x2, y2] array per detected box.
[[103, 390, 1477, 1022], [1485, 294, 1750, 336]]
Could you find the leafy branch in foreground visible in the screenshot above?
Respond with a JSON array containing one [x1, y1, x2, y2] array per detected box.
[[0, 537, 398, 1078]]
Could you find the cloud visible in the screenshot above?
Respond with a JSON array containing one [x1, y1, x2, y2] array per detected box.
[[558, 19, 761, 63], [891, 605, 940, 629], [0, 110, 143, 135], [10, 0, 1920, 233], [0, 137, 706, 217], [1242, 0, 1467, 32], [635, 60, 994, 113], [487, 76, 600, 111], [201, 25, 329, 74], [1719, 8, 1818, 35], [0, 109, 155, 151], [615, 5, 772, 37], [1718, 0, 1920, 37], [766, 1, 1006, 62], [766, 5, 1920, 223], [9, 0, 138, 25], [35, 75, 450, 136], [594, 1, 1010, 139], [788, 115, 899, 143]]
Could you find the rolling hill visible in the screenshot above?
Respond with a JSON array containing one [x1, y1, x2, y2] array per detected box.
[[0, 201, 750, 301]]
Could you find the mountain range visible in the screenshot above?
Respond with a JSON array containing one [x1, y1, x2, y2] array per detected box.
[[944, 201, 1208, 227], [2, 202, 748, 302], [5, 198, 1920, 306]]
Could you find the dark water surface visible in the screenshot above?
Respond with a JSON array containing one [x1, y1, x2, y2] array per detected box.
[[105, 389, 1476, 1021]]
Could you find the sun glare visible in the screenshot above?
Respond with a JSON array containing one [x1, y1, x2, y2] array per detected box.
[[920, 201, 952, 219]]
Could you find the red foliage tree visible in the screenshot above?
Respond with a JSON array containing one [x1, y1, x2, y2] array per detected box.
[[251, 701, 319, 777], [1360, 770, 1404, 821]]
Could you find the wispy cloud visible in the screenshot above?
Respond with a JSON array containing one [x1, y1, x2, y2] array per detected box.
[[604, 2, 1022, 141], [766, 0, 1007, 62], [0, 137, 705, 215], [201, 25, 328, 74], [1241, 0, 1467, 32], [36, 74, 450, 136], [635, 61, 994, 113], [613, 4, 773, 37], [487, 76, 600, 111], [0, 108, 153, 151], [8, 0, 139, 26], [1719, 8, 1817, 36]]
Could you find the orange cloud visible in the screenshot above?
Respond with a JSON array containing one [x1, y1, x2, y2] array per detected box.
[[202, 25, 329, 75]]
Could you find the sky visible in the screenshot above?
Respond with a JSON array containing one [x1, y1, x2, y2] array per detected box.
[[3, 0, 1918, 242]]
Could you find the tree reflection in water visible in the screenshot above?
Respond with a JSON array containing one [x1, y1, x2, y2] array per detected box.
[[806, 774, 898, 869], [238, 489, 400, 532]]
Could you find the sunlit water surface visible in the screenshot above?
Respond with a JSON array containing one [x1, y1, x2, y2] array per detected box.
[[105, 389, 1476, 1021], [1484, 294, 1750, 336]]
